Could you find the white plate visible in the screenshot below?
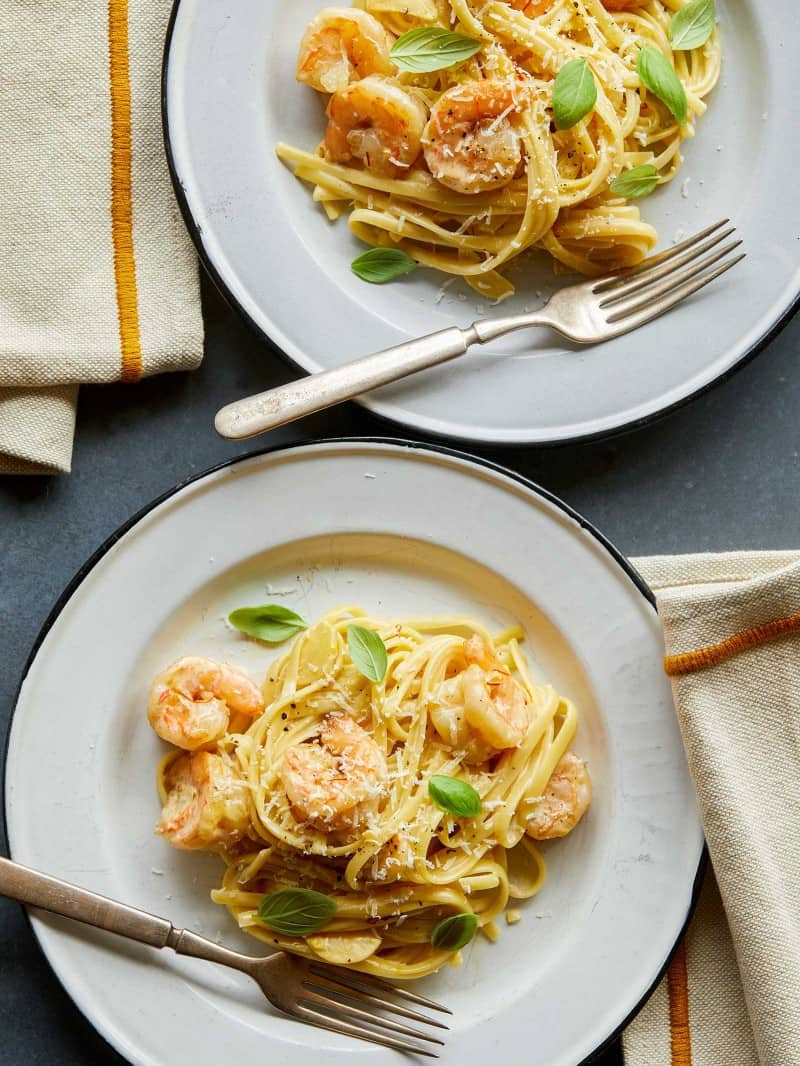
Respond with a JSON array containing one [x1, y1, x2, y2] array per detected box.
[[4, 440, 703, 1066], [163, 0, 799, 445]]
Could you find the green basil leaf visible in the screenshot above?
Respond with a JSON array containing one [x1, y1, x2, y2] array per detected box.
[[610, 163, 659, 200], [257, 888, 337, 936], [351, 248, 418, 284], [431, 912, 479, 951], [637, 46, 687, 125], [428, 774, 482, 817], [228, 604, 307, 643], [669, 0, 715, 50], [390, 26, 483, 73], [552, 59, 597, 131], [347, 624, 388, 683]]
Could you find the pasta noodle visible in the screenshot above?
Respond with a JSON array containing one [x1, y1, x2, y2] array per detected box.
[[152, 608, 591, 979], [277, 0, 721, 299]]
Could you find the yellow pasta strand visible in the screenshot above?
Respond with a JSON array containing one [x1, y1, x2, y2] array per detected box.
[[276, 0, 720, 296], [156, 608, 586, 979]]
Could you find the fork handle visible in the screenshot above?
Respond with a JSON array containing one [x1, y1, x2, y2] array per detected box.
[[0, 855, 263, 978], [215, 325, 476, 440], [0, 855, 174, 948]]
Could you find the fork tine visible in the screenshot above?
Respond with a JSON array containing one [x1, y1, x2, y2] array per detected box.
[[598, 226, 736, 306], [307, 961, 453, 1014], [591, 218, 730, 292], [303, 974, 450, 1029], [295, 1002, 440, 1057], [605, 241, 743, 323], [299, 989, 445, 1046], [605, 253, 746, 335]]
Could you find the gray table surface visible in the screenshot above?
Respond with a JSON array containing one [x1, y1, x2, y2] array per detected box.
[[2, 275, 798, 1065]]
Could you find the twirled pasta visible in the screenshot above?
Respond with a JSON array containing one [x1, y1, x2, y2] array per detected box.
[[152, 608, 591, 979], [277, 0, 721, 299]]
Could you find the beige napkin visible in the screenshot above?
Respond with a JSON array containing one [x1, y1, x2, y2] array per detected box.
[[0, 0, 203, 475], [624, 551, 800, 1066]]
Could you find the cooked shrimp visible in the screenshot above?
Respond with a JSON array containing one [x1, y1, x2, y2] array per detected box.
[[280, 714, 388, 832], [324, 76, 427, 177], [147, 657, 264, 751], [296, 7, 395, 94], [423, 79, 528, 195], [525, 751, 592, 840], [461, 635, 531, 749], [430, 635, 531, 756], [157, 751, 250, 850]]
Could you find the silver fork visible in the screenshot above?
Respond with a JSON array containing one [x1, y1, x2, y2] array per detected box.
[[214, 219, 744, 440], [0, 856, 450, 1057]]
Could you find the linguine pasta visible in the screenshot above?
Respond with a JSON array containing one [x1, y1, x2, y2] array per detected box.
[[153, 608, 589, 979], [277, 0, 721, 299]]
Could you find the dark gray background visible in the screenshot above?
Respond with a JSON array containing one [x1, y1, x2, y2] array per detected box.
[[1, 275, 798, 1065]]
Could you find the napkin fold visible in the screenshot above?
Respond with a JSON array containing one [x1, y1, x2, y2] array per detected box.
[[624, 551, 800, 1066], [0, 0, 203, 474]]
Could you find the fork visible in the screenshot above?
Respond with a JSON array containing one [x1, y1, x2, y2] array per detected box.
[[0, 855, 450, 1057], [214, 219, 744, 440]]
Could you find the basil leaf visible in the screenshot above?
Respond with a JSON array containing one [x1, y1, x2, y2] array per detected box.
[[257, 888, 337, 936], [637, 46, 687, 125], [347, 624, 388, 683], [390, 26, 483, 73], [610, 163, 659, 200], [228, 604, 307, 643], [351, 248, 418, 284], [431, 912, 479, 951], [669, 0, 715, 50], [428, 774, 482, 817], [552, 59, 597, 131]]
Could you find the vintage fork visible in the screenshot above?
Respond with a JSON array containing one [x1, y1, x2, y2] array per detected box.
[[0, 856, 450, 1057], [215, 218, 744, 440]]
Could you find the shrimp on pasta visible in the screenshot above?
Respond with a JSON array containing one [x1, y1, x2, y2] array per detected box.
[[325, 76, 427, 176], [148, 607, 592, 979], [147, 656, 263, 751], [277, 0, 721, 297], [296, 7, 395, 92]]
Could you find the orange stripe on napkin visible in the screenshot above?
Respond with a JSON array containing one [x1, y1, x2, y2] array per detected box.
[[668, 940, 692, 1066], [108, 0, 143, 382], [664, 612, 800, 677]]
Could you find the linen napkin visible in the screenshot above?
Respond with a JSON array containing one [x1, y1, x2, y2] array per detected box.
[[0, 0, 203, 475], [623, 551, 800, 1066]]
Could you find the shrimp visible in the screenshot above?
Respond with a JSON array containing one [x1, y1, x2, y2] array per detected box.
[[147, 657, 264, 751], [280, 714, 388, 832], [324, 76, 427, 177], [157, 751, 250, 850], [430, 635, 531, 757], [296, 8, 395, 94], [525, 751, 592, 840], [422, 79, 528, 195], [460, 635, 531, 749]]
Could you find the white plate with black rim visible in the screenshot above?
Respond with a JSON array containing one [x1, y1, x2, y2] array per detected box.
[[163, 0, 799, 445], [4, 439, 702, 1066]]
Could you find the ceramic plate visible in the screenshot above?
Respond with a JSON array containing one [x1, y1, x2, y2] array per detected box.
[[4, 440, 703, 1066], [163, 1, 799, 445]]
